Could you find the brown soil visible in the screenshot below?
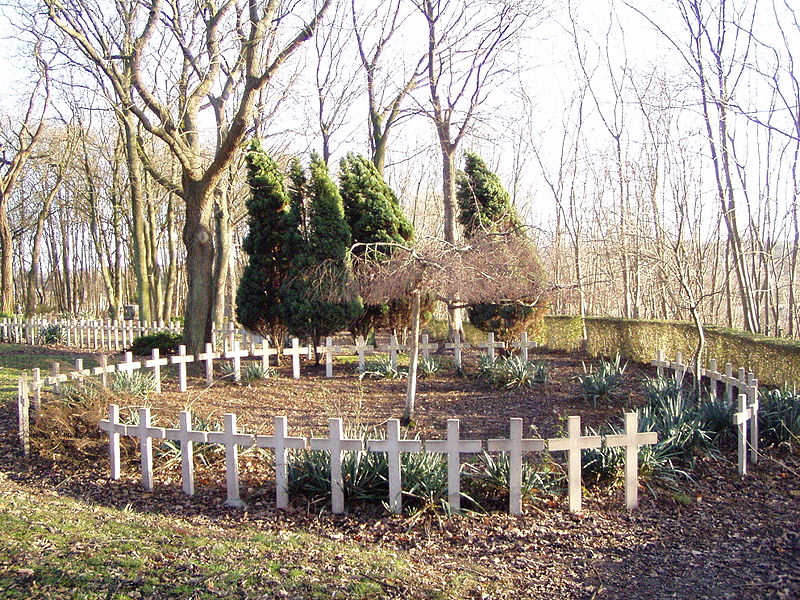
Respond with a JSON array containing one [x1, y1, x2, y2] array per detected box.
[[2, 346, 799, 599]]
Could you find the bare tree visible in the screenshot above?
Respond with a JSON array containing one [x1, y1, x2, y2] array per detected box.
[[0, 38, 50, 314], [42, 0, 331, 352], [352, 233, 545, 423]]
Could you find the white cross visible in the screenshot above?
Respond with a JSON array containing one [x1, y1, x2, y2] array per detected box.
[[352, 335, 374, 371], [317, 337, 347, 378], [547, 415, 602, 513], [128, 407, 165, 491], [17, 376, 29, 456], [164, 410, 209, 496], [603, 412, 658, 510], [733, 393, 752, 476], [282, 338, 308, 379], [444, 332, 471, 370], [225, 341, 249, 382], [99, 404, 127, 480], [310, 418, 363, 514], [197, 343, 220, 386], [705, 358, 723, 392], [367, 419, 422, 514], [256, 416, 307, 509], [116, 351, 142, 375], [424, 419, 482, 511], [488, 418, 545, 515], [671, 352, 686, 382], [418, 334, 439, 360], [31, 368, 41, 414], [250, 336, 277, 373], [651, 349, 671, 378], [70, 358, 85, 380], [381, 335, 406, 368], [171, 345, 195, 392], [723, 363, 735, 402], [747, 377, 759, 464], [207, 413, 256, 508], [144, 348, 169, 393], [511, 332, 537, 362], [477, 332, 506, 360]]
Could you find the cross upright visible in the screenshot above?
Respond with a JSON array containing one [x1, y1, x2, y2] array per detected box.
[[207, 413, 256, 508], [171, 345, 195, 392], [353, 335, 374, 371], [317, 337, 347, 378], [256, 416, 307, 509], [733, 393, 752, 476], [723, 362, 735, 402], [116, 352, 142, 378], [197, 343, 221, 386], [31, 368, 41, 414], [511, 332, 537, 362], [250, 336, 278, 373], [652, 349, 671, 377], [418, 334, 439, 361], [488, 418, 545, 515], [367, 419, 422, 514], [706, 359, 723, 395], [164, 410, 209, 496], [91, 355, 111, 386], [603, 412, 658, 510], [546, 415, 602, 512], [444, 332, 470, 370], [128, 407, 166, 491], [747, 377, 759, 464], [671, 352, 686, 382], [381, 334, 406, 368], [283, 338, 308, 379], [225, 341, 250, 382], [310, 418, 363, 514], [424, 419, 482, 511], [144, 349, 169, 393], [71, 358, 85, 380], [99, 404, 127, 480], [477, 332, 505, 360]]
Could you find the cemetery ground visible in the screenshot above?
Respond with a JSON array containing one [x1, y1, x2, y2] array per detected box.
[[0, 343, 799, 599]]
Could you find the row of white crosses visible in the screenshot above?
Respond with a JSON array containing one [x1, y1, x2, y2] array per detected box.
[[99, 409, 657, 515], [652, 350, 759, 476]]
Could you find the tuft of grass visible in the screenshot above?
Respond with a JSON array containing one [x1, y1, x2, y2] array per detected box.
[[110, 370, 158, 400], [576, 354, 627, 406], [358, 357, 407, 380]]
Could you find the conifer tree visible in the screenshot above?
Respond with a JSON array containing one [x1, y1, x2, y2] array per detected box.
[[339, 153, 416, 334], [282, 154, 362, 355], [235, 141, 294, 342], [456, 152, 540, 340]]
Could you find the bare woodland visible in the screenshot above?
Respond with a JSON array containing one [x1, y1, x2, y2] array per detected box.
[[1, 0, 799, 347]]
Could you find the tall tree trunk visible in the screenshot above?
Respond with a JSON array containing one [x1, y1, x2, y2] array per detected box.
[[26, 179, 61, 316], [183, 178, 215, 354], [163, 194, 179, 322], [121, 111, 152, 321], [212, 187, 231, 328], [0, 206, 13, 313]]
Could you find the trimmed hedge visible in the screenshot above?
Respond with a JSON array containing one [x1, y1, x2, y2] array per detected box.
[[539, 316, 800, 387]]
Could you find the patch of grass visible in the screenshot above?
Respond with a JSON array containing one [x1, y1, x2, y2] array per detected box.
[[0, 480, 483, 599]]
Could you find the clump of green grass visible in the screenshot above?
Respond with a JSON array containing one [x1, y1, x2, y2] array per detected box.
[[576, 354, 627, 406]]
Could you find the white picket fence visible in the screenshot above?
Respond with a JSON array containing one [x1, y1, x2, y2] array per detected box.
[[651, 350, 759, 476], [0, 316, 278, 353]]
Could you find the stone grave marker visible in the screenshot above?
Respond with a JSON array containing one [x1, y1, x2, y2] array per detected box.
[[207, 413, 255, 508], [603, 412, 658, 510]]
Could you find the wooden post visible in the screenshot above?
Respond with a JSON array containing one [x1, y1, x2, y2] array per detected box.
[[367, 419, 422, 514], [603, 413, 658, 510], [546, 416, 602, 513], [424, 419, 482, 511], [488, 418, 545, 515], [310, 419, 363, 514]]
